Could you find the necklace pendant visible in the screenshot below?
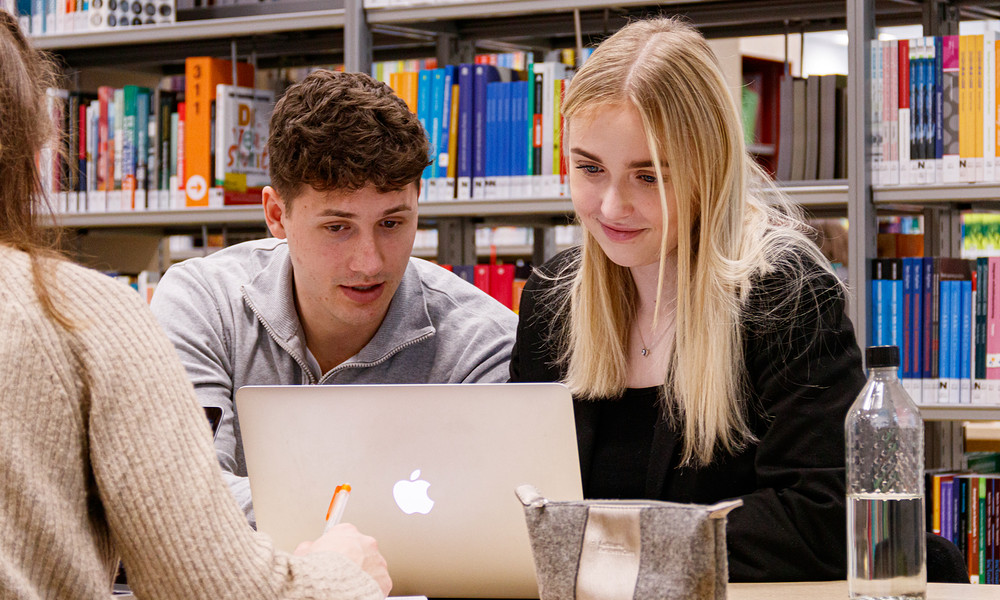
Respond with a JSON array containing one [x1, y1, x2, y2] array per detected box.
[[641, 347, 649, 357]]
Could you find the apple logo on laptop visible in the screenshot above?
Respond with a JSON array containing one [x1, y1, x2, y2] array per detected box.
[[393, 469, 434, 515]]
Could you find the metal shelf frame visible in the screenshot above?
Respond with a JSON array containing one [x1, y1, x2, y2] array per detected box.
[[918, 404, 1000, 422], [32, 9, 347, 50], [47, 185, 847, 231]]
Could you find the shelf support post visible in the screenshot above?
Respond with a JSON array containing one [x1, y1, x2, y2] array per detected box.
[[923, 0, 960, 38], [436, 218, 477, 266], [846, 0, 876, 350], [345, 0, 373, 75]]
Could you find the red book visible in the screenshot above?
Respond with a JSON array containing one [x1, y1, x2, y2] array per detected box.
[[489, 264, 515, 309], [473, 264, 491, 294]]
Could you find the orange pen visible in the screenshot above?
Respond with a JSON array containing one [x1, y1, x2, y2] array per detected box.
[[324, 484, 352, 533]]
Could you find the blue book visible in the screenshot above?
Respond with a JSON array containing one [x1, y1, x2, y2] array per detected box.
[[438, 65, 456, 181], [922, 257, 934, 379], [136, 88, 150, 207], [472, 64, 503, 199], [949, 279, 960, 386], [16, 0, 31, 30], [429, 68, 445, 182], [500, 81, 512, 196], [889, 259, 903, 373], [902, 258, 915, 379], [484, 82, 500, 195], [910, 45, 919, 165], [417, 69, 434, 186], [456, 64, 475, 200], [940, 279, 952, 381], [960, 279, 972, 394], [912, 258, 924, 380], [934, 36, 944, 166], [871, 259, 885, 346], [515, 80, 530, 194], [451, 265, 475, 285], [941, 478, 953, 544]]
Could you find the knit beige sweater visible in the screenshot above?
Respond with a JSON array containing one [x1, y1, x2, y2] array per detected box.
[[0, 244, 383, 600]]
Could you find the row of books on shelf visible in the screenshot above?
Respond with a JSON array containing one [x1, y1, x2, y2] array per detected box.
[[44, 56, 275, 214], [927, 468, 1000, 584], [771, 73, 849, 182], [871, 256, 1000, 406], [444, 263, 528, 312], [47, 54, 589, 215], [870, 34, 1000, 187], [6, 0, 175, 34], [412, 224, 581, 252], [383, 61, 574, 202]]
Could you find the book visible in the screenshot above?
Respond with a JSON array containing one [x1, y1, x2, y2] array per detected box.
[[791, 77, 807, 181], [818, 74, 847, 180], [803, 75, 820, 180], [183, 56, 254, 208], [455, 63, 475, 200], [213, 84, 275, 205]]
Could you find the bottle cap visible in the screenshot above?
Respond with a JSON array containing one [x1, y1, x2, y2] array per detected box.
[[865, 345, 900, 369]]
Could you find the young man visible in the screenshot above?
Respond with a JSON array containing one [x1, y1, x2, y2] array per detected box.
[[151, 70, 517, 526]]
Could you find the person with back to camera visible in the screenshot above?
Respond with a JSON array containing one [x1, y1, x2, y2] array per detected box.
[[509, 17, 866, 581], [150, 69, 518, 527], [0, 11, 390, 599]]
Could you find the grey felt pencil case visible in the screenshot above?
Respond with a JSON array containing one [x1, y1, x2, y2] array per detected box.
[[516, 484, 742, 600]]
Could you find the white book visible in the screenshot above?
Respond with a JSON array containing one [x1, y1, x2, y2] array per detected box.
[[924, 378, 940, 405], [887, 40, 899, 185], [972, 379, 985, 404], [214, 84, 275, 202], [541, 62, 566, 197], [871, 41, 883, 186]]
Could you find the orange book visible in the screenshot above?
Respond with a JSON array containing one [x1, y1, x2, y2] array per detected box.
[[400, 71, 419, 114], [184, 57, 254, 208]]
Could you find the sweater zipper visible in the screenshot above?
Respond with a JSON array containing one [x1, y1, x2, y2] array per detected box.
[[242, 290, 318, 385], [319, 332, 433, 382]]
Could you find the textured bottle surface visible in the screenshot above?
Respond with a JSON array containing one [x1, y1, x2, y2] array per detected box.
[[845, 364, 926, 600]]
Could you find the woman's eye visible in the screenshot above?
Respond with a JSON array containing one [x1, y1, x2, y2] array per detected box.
[[638, 174, 657, 184], [576, 164, 601, 174]]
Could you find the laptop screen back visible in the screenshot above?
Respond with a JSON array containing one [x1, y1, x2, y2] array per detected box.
[[236, 383, 582, 599]]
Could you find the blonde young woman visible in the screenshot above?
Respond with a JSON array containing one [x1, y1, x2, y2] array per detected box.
[[510, 18, 865, 581], [0, 12, 390, 599]]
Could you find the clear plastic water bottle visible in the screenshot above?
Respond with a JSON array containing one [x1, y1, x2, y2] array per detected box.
[[845, 346, 926, 600]]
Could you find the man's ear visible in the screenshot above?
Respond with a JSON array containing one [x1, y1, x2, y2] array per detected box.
[[262, 186, 288, 239]]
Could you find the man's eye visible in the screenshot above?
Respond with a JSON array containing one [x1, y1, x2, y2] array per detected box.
[[327, 224, 346, 233], [382, 220, 401, 229]]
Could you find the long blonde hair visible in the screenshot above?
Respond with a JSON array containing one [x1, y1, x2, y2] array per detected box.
[[558, 17, 836, 465]]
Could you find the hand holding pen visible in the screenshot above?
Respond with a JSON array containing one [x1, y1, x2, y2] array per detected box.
[[293, 483, 392, 595], [325, 483, 352, 533]]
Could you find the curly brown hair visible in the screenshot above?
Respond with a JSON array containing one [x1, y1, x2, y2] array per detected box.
[[268, 69, 430, 205]]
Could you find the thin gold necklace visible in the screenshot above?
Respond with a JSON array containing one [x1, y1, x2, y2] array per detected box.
[[637, 328, 651, 357]]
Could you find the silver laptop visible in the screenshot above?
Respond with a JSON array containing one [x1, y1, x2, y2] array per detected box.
[[236, 383, 583, 599]]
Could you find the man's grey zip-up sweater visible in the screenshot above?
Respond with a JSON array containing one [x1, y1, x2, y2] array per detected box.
[[150, 238, 517, 525]]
